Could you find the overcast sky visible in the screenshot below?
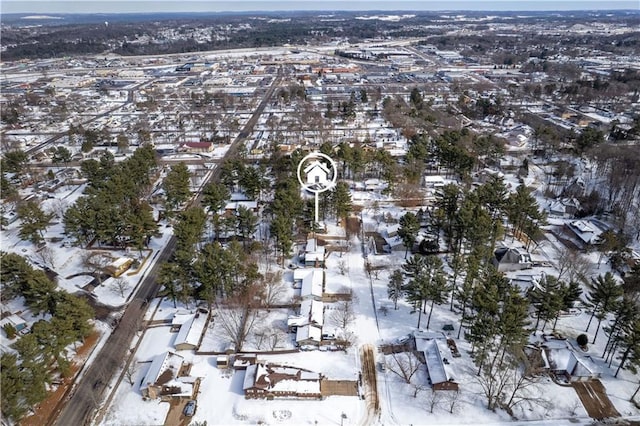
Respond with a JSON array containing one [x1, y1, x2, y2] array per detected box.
[[2, 0, 639, 14]]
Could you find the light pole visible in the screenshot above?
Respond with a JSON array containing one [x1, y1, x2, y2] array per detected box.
[[340, 412, 347, 426]]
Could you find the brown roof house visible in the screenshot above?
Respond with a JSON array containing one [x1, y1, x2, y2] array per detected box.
[[140, 351, 197, 400], [243, 363, 322, 399]]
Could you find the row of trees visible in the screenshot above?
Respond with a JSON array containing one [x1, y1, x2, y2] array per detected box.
[[1, 252, 94, 422]]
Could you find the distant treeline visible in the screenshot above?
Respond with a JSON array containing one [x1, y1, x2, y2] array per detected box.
[[1, 10, 638, 61]]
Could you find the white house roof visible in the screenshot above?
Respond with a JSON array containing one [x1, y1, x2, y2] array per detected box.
[[243, 363, 265, 390], [423, 339, 455, 385], [300, 299, 324, 326], [544, 341, 600, 378], [304, 160, 330, 175], [296, 324, 322, 344], [305, 239, 325, 254], [568, 219, 604, 244], [224, 200, 258, 211], [287, 315, 308, 327], [172, 310, 196, 326], [298, 269, 324, 299], [413, 330, 446, 352], [174, 311, 207, 349]]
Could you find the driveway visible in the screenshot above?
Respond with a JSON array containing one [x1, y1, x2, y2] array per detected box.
[[572, 380, 620, 420]]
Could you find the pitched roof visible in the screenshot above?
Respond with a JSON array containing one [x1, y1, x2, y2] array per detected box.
[[140, 351, 184, 392]]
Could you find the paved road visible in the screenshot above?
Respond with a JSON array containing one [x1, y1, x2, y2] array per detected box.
[[52, 69, 282, 426]]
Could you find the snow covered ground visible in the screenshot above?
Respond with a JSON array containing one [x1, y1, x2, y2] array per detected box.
[[99, 213, 640, 425], [4, 149, 639, 425]]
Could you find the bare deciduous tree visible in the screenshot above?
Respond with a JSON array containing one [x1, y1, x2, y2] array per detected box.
[[261, 271, 286, 309], [82, 251, 112, 284], [386, 352, 421, 384], [35, 245, 56, 269], [328, 298, 356, 336], [556, 246, 592, 284], [268, 329, 287, 350], [216, 288, 263, 352], [426, 389, 442, 413], [125, 361, 137, 385], [476, 351, 548, 413], [338, 260, 348, 275], [111, 277, 128, 298], [444, 390, 461, 414], [411, 382, 427, 398], [51, 198, 69, 219]]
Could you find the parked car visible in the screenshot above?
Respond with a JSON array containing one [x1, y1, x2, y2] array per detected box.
[[184, 400, 196, 417]]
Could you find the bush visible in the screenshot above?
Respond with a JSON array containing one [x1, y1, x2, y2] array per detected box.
[[577, 334, 589, 348], [2, 323, 17, 339]]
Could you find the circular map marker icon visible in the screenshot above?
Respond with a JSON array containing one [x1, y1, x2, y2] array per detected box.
[[296, 152, 338, 194], [297, 152, 338, 224]]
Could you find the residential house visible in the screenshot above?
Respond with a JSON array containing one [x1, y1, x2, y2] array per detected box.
[[0, 313, 30, 338], [565, 219, 605, 245], [243, 363, 322, 399], [422, 339, 459, 391], [548, 198, 581, 217], [543, 339, 601, 382], [140, 351, 196, 400], [293, 268, 324, 300], [173, 308, 209, 351], [295, 324, 322, 346], [491, 247, 532, 272], [380, 224, 404, 253], [105, 257, 134, 278], [304, 239, 326, 267], [182, 142, 214, 153], [424, 175, 445, 188]]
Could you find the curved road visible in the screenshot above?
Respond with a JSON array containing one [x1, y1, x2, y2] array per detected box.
[[52, 69, 282, 426]]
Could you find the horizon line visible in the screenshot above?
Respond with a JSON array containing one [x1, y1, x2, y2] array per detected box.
[[2, 1, 639, 15]]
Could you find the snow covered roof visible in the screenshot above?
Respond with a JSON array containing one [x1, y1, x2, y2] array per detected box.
[[296, 268, 323, 299], [567, 219, 604, 244], [300, 299, 324, 326], [224, 200, 258, 211], [494, 247, 531, 264], [413, 330, 446, 351], [543, 340, 600, 378], [305, 239, 325, 255], [243, 363, 321, 395], [296, 324, 322, 344], [171, 310, 197, 326], [174, 310, 207, 349], [423, 339, 455, 385], [140, 351, 184, 392]]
